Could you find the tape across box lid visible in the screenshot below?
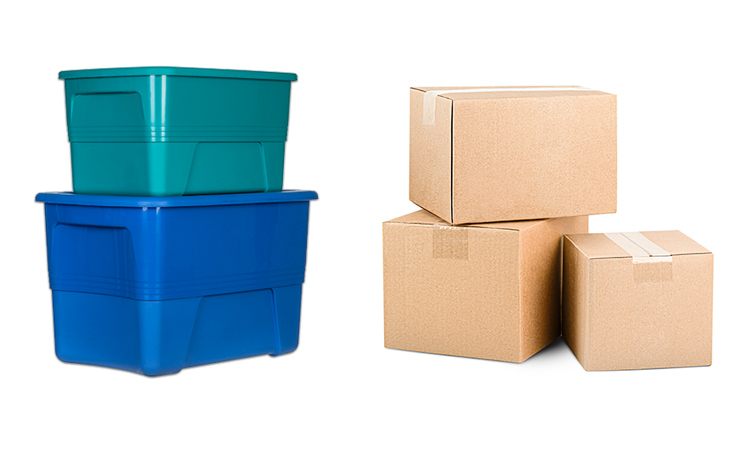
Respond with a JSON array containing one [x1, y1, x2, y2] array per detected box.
[[569, 231, 711, 284], [422, 86, 596, 125], [604, 232, 674, 282], [604, 232, 673, 264]]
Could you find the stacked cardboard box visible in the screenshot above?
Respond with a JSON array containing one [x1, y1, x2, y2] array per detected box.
[[562, 231, 712, 370], [383, 86, 713, 371]]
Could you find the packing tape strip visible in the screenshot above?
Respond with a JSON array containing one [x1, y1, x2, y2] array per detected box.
[[422, 86, 594, 125], [432, 225, 469, 260], [604, 232, 672, 264]]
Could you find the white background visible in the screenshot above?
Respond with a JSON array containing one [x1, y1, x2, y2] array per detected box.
[[1, 1, 751, 448]]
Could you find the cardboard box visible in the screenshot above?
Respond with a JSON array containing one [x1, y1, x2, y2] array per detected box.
[[383, 210, 588, 362], [563, 231, 713, 371], [409, 86, 617, 224]]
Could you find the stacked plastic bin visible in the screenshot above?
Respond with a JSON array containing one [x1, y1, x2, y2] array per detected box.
[[37, 67, 317, 376]]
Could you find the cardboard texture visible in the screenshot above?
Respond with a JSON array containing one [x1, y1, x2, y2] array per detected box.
[[383, 210, 588, 363], [563, 231, 713, 371], [409, 86, 617, 224]]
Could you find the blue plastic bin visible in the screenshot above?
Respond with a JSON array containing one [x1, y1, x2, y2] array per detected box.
[[59, 67, 297, 196], [36, 190, 317, 376]]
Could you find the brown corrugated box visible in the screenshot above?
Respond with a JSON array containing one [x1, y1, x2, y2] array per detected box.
[[409, 86, 617, 224], [383, 210, 588, 362], [563, 231, 713, 371]]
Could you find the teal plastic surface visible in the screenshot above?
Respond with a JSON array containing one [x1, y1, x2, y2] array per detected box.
[[60, 67, 296, 196], [59, 66, 297, 81]]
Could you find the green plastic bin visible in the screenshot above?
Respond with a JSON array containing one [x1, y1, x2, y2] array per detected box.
[[59, 67, 297, 196]]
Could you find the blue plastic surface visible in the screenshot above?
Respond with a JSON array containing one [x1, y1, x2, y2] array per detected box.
[[37, 190, 317, 376]]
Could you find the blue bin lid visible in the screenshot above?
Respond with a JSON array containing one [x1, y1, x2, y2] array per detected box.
[[59, 67, 297, 82], [36, 190, 317, 208]]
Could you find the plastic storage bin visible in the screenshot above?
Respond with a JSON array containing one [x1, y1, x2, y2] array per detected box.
[[59, 67, 297, 196], [36, 190, 317, 376]]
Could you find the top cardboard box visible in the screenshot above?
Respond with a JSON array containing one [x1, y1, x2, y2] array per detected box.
[[409, 86, 617, 224]]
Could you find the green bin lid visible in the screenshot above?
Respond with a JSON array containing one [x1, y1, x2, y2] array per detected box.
[[59, 66, 297, 81]]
